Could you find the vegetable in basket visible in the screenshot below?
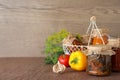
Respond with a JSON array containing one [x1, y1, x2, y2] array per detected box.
[[62, 33, 83, 54]]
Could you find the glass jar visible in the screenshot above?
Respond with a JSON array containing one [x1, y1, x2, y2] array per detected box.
[[92, 29, 108, 45], [86, 54, 111, 76], [111, 47, 120, 71], [92, 35, 108, 45]]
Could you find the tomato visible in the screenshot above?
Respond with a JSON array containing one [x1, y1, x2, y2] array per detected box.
[[58, 54, 70, 67]]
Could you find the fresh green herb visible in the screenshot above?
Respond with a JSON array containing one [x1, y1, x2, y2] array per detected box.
[[45, 29, 69, 64]]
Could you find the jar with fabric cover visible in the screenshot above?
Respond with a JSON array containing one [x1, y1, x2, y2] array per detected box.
[[86, 45, 115, 76], [108, 38, 120, 71]]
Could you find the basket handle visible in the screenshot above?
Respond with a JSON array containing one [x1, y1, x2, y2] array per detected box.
[[87, 16, 105, 46]]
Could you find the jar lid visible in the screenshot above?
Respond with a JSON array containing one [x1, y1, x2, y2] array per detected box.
[[108, 38, 120, 48], [87, 45, 111, 51], [87, 45, 115, 56], [87, 50, 115, 56]]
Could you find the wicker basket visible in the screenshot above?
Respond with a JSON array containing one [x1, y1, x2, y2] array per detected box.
[[62, 44, 87, 54]]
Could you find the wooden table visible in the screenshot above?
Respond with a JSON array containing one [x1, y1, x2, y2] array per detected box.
[[0, 57, 120, 80]]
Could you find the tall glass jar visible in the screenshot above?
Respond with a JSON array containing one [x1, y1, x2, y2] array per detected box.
[[111, 47, 120, 71], [108, 38, 120, 71]]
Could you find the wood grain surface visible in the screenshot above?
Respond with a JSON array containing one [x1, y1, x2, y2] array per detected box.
[[0, 0, 120, 57], [0, 57, 120, 80]]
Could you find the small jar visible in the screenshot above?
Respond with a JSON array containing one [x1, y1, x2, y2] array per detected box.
[[92, 35, 108, 45], [86, 54, 111, 76], [92, 29, 108, 45], [111, 47, 120, 71]]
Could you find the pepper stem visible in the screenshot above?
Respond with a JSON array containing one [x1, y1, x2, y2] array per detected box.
[[71, 57, 78, 64]]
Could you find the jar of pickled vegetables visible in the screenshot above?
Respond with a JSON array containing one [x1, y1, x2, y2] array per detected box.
[[87, 54, 111, 76], [86, 45, 115, 76]]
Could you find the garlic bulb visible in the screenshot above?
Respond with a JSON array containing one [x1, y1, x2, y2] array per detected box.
[[53, 61, 66, 73]]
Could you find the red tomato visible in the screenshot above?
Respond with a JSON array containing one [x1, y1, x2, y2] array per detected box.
[[58, 54, 70, 67]]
